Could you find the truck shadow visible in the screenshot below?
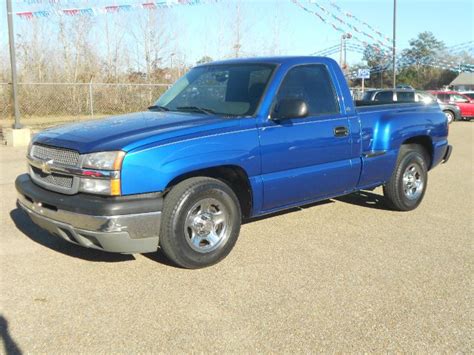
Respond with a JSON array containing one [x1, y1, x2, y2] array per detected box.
[[335, 190, 389, 210], [244, 199, 335, 224], [244, 190, 389, 224], [10, 208, 135, 263], [141, 250, 181, 267]]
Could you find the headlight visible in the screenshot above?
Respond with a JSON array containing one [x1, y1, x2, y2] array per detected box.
[[82, 151, 125, 170], [79, 151, 125, 196]]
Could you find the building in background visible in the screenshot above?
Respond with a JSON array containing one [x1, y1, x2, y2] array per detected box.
[[449, 73, 474, 92]]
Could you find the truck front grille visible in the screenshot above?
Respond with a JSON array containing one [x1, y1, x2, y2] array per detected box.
[[31, 144, 80, 167], [31, 166, 74, 189]]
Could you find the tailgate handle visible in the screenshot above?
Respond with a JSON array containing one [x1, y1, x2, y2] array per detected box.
[[334, 126, 349, 137]]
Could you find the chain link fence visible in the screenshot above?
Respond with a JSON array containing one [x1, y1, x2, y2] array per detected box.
[[0, 82, 170, 128]]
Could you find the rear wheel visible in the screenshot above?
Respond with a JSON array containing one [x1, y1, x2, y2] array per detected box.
[[443, 110, 454, 124], [383, 144, 429, 211], [159, 177, 241, 269]]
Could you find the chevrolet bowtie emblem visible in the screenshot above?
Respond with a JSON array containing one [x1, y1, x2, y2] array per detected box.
[[40, 159, 54, 174]]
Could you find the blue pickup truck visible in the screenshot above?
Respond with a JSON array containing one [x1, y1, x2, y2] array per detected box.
[[16, 57, 452, 268]]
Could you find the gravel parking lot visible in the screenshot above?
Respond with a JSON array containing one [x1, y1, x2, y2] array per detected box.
[[1, 123, 472, 353]]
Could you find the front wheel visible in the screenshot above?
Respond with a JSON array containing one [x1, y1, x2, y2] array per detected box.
[[383, 144, 429, 211], [159, 177, 242, 269]]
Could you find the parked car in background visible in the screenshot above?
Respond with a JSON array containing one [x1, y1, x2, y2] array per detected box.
[[429, 91, 474, 121], [416, 92, 461, 124], [361, 89, 460, 123]]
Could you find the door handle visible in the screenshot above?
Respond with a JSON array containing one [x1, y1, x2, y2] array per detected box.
[[334, 126, 349, 137]]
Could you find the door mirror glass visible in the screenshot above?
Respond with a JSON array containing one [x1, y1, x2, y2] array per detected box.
[[272, 98, 308, 120]]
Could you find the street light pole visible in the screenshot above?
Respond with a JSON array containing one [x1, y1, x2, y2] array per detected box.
[[392, 0, 397, 88], [6, 0, 22, 129]]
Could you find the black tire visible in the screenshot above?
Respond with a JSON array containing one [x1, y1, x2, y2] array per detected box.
[[159, 177, 242, 269], [443, 110, 455, 124], [383, 144, 429, 211]]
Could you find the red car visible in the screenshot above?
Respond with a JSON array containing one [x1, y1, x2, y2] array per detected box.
[[429, 91, 474, 121]]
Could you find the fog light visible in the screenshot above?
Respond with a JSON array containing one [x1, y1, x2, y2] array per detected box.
[[79, 178, 121, 196]]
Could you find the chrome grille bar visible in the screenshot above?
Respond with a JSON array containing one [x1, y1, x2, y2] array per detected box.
[[31, 144, 80, 167]]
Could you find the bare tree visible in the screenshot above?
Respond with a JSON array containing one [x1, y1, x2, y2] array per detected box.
[[131, 9, 174, 82], [233, 1, 242, 58]]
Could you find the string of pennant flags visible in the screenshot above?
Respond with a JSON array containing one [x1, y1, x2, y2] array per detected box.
[[13, 0, 474, 73], [327, 1, 392, 44], [307, 0, 392, 50], [310, 43, 474, 74], [290, 0, 392, 58], [15, 0, 216, 19]]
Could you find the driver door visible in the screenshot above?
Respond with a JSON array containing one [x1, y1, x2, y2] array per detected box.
[[258, 64, 360, 211]]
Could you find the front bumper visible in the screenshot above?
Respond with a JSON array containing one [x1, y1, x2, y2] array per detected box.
[[15, 174, 162, 254]]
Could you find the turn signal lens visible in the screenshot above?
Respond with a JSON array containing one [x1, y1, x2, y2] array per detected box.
[[110, 179, 121, 196]]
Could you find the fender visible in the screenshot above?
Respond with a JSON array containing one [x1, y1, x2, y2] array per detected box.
[[120, 127, 260, 195], [357, 103, 448, 188]]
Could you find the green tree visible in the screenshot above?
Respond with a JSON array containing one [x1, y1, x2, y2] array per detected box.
[[397, 32, 449, 89], [403, 31, 445, 64], [361, 45, 391, 88]]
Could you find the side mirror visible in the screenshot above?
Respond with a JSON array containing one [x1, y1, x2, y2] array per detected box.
[[271, 98, 308, 120]]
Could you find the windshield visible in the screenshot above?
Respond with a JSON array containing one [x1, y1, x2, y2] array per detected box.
[[154, 63, 276, 116], [463, 93, 474, 100]]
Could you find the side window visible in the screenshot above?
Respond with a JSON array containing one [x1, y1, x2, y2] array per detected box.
[[450, 94, 469, 103], [374, 91, 394, 102], [276, 65, 340, 115], [362, 91, 374, 101], [437, 94, 448, 102], [397, 91, 415, 102]]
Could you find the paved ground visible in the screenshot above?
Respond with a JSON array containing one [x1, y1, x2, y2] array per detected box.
[[1, 123, 472, 353]]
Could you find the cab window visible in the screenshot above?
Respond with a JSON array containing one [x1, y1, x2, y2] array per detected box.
[[396, 91, 415, 102], [276, 65, 340, 115], [374, 91, 394, 102]]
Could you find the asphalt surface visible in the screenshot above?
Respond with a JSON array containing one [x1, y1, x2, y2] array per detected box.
[[1, 123, 472, 353]]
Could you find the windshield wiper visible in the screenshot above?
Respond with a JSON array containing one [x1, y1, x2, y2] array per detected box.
[[148, 105, 170, 111], [176, 106, 215, 115]]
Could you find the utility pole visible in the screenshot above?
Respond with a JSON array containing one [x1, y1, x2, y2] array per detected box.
[[170, 52, 175, 80], [339, 33, 351, 73], [392, 0, 397, 88], [339, 35, 344, 67], [6, 0, 22, 129]]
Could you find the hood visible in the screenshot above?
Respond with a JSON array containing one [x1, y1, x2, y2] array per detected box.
[[33, 111, 241, 153]]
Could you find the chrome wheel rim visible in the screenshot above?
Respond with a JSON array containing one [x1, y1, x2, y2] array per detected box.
[[444, 111, 454, 123], [184, 198, 230, 253], [402, 164, 424, 200]]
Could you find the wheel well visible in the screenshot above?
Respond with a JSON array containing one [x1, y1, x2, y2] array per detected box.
[[402, 136, 433, 167], [443, 109, 455, 120], [165, 165, 253, 218]]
